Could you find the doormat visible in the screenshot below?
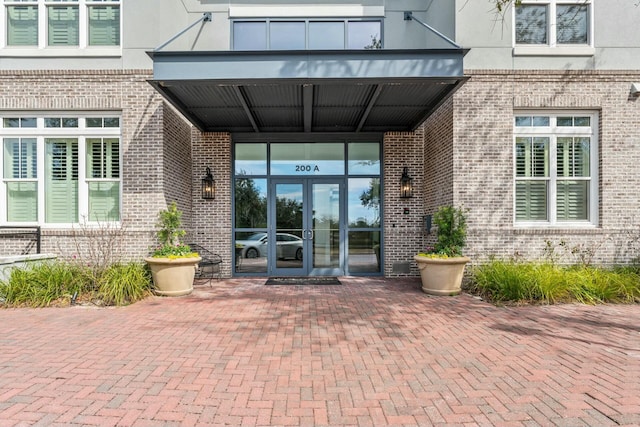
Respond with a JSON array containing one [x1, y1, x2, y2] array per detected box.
[[265, 277, 342, 286]]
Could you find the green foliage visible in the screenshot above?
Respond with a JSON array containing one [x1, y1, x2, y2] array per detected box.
[[432, 205, 468, 257], [471, 259, 640, 305], [98, 262, 151, 306], [494, 0, 522, 13], [151, 201, 196, 258], [0, 261, 152, 308], [0, 261, 88, 307]]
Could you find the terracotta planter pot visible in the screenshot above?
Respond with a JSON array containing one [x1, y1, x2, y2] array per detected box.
[[144, 256, 201, 297], [414, 255, 470, 296]]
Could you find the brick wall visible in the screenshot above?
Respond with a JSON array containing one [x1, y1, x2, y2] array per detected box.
[[0, 70, 178, 259], [383, 130, 425, 276], [454, 70, 640, 265], [190, 132, 233, 277]]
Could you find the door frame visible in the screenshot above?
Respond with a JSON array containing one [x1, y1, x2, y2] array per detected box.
[[270, 177, 345, 276]]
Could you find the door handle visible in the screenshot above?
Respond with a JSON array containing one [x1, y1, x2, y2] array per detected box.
[[302, 229, 307, 240], [308, 229, 314, 240]]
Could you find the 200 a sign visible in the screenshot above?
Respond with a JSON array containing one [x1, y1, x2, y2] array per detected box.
[[295, 164, 320, 172]]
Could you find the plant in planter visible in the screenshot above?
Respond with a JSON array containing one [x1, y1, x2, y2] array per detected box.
[[144, 202, 201, 296], [414, 205, 470, 295]]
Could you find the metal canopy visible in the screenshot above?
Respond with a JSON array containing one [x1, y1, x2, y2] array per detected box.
[[148, 49, 468, 133]]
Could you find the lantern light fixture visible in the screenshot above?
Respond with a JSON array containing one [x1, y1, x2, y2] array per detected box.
[[202, 167, 215, 200], [400, 167, 413, 199]]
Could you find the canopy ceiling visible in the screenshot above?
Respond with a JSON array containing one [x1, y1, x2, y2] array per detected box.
[[148, 49, 468, 133]]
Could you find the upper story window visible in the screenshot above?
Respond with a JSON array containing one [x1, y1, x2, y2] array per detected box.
[[2, 0, 120, 51], [514, 112, 598, 227], [232, 19, 382, 50], [514, 0, 593, 55]]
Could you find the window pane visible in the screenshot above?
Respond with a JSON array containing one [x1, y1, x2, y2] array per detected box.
[[516, 181, 548, 221], [557, 180, 588, 220], [62, 118, 78, 127], [21, 118, 36, 128], [271, 143, 344, 175], [45, 139, 78, 223], [235, 178, 267, 228], [86, 118, 102, 127], [3, 138, 37, 179], [3, 118, 20, 128], [348, 21, 381, 49], [269, 21, 305, 50], [516, 137, 548, 177], [235, 231, 268, 273], [7, 181, 38, 222], [87, 138, 119, 179], [557, 117, 573, 127], [309, 22, 344, 49], [348, 142, 380, 174], [515, 116, 531, 127], [348, 178, 380, 228], [45, 118, 61, 127], [348, 231, 381, 273], [558, 137, 590, 177], [89, 5, 120, 46], [235, 143, 267, 175], [233, 22, 267, 50], [7, 6, 38, 46], [88, 181, 119, 221], [515, 5, 547, 44], [574, 117, 590, 127], [557, 5, 588, 44], [104, 117, 119, 127], [48, 6, 79, 46], [532, 116, 550, 126]]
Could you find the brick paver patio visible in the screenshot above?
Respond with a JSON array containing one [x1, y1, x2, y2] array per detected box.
[[1, 277, 639, 426]]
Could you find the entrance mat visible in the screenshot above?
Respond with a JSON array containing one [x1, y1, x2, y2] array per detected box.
[[265, 277, 342, 286]]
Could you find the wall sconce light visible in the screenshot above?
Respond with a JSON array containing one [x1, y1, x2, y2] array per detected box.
[[631, 83, 640, 97], [202, 167, 215, 200], [400, 167, 413, 199], [424, 214, 432, 234]]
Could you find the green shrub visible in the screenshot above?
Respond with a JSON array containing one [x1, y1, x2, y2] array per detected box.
[[0, 260, 152, 308], [98, 262, 151, 306], [472, 260, 640, 305], [0, 261, 89, 307]]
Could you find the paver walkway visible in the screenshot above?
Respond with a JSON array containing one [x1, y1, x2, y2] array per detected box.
[[0, 277, 639, 426]]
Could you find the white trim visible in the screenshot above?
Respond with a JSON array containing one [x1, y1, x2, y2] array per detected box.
[[513, 110, 599, 228], [1, 112, 122, 227], [513, 46, 595, 56], [229, 5, 385, 18]]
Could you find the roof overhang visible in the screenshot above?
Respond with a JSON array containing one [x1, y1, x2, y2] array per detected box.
[[147, 49, 468, 133]]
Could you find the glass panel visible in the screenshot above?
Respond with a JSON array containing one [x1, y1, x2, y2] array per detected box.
[[88, 181, 119, 221], [515, 137, 548, 178], [4, 138, 37, 179], [516, 181, 548, 221], [532, 116, 550, 126], [7, 5, 38, 46], [234, 178, 267, 228], [104, 117, 120, 127], [233, 21, 267, 50], [557, 180, 588, 220], [348, 231, 380, 273], [45, 118, 61, 128], [62, 118, 78, 127], [88, 5, 120, 46], [347, 21, 381, 49], [270, 21, 305, 50], [235, 231, 268, 273], [557, 117, 573, 127], [558, 137, 590, 177], [48, 5, 79, 46], [515, 116, 531, 127], [275, 183, 304, 269], [235, 143, 267, 175], [271, 143, 344, 175], [86, 118, 102, 127], [557, 5, 588, 44], [574, 117, 590, 127], [312, 183, 340, 269], [515, 5, 548, 44], [45, 139, 78, 223], [3, 118, 20, 128], [348, 142, 380, 174], [7, 181, 38, 222], [309, 21, 344, 49], [21, 118, 36, 128], [348, 178, 380, 227]]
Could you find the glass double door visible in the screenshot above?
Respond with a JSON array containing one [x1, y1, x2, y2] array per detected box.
[[271, 179, 343, 276]]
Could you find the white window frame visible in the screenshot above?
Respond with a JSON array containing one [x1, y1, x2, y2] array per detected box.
[[513, 0, 595, 56], [0, 0, 121, 57], [0, 113, 122, 228], [513, 111, 599, 228]]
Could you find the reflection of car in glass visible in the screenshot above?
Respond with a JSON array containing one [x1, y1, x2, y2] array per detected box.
[[236, 233, 303, 260]]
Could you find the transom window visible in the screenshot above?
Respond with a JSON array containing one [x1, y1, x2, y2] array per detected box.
[[1, 114, 121, 225], [515, 0, 592, 47], [2, 0, 120, 49], [514, 112, 598, 226], [232, 19, 382, 50]]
